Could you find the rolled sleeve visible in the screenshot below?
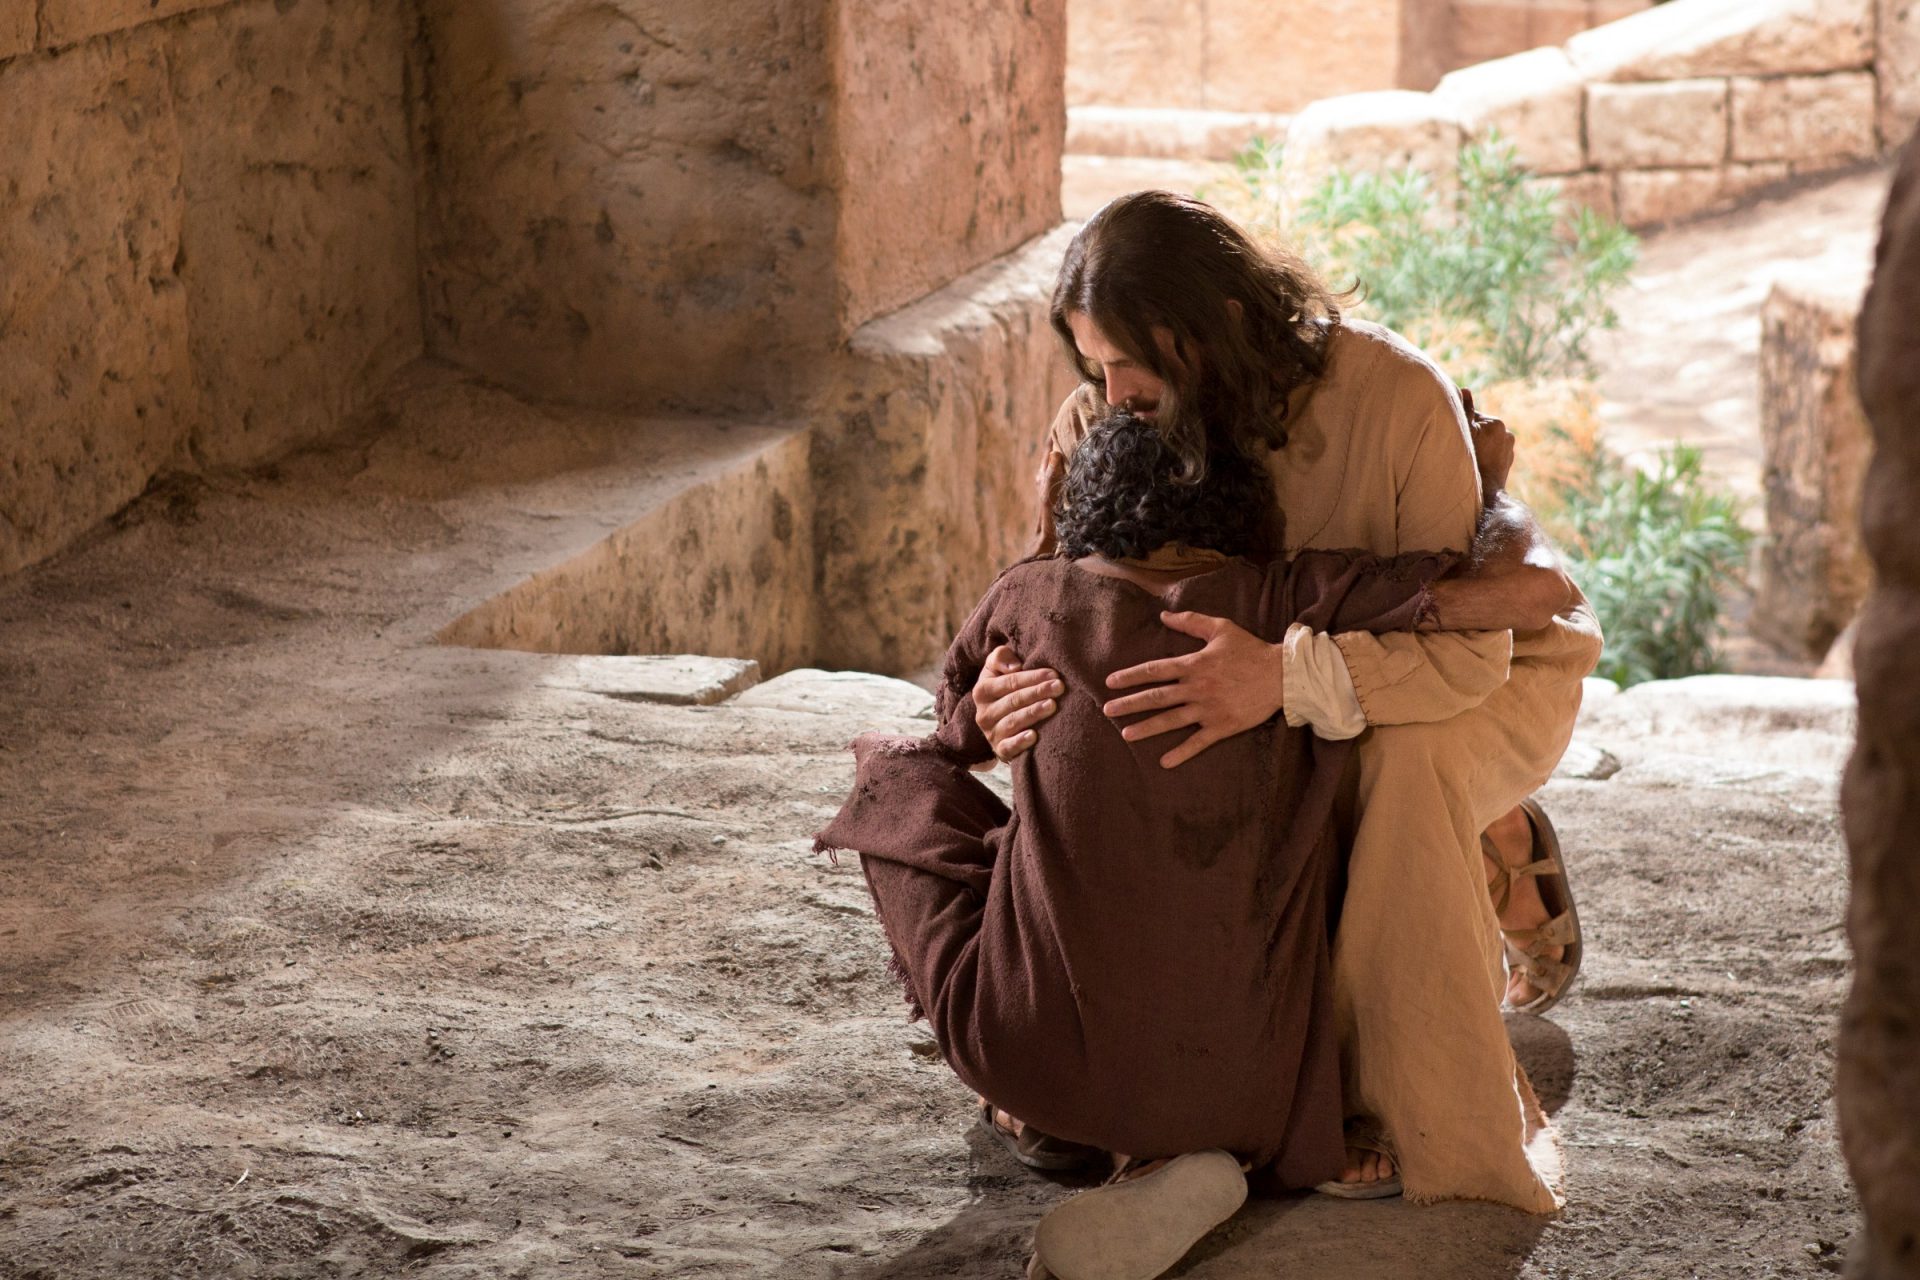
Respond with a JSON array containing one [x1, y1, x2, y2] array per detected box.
[[1282, 623, 1369, 740]]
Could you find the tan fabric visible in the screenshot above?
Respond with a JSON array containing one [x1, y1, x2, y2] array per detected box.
[[1282, 623, 1369, 741], [1047, 318, 1603, 1213]]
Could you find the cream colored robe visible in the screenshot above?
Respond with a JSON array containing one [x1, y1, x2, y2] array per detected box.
[[1047, 319, 1603, 1213]]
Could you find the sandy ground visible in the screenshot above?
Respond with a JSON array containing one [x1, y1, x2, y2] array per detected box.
[[0, 357, 1863, 1277]]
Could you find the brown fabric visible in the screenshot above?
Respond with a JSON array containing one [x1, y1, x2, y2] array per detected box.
[[1046, 319, 1600, 1212], [817, 551, 1451, 1185]]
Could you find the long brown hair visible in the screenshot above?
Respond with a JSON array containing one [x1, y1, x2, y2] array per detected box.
[[1050, 190, 1341, 482]]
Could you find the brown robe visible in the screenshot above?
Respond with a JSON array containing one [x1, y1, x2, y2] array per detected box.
[[815, 549, 1451, 1187]]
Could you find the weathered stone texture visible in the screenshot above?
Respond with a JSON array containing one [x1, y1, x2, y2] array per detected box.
[[36, 0, 228, 50], [1877, 0, 1920, 149], [1731, 72, 1879, 164], [1, 5, 33, 60], [1839, 129, 1920, 1280], [814, 227, 1080, 675], [1451, 0, 1592, 67], [1436, 46, 1587, 175], [1568, 0, 1873, 83], [416, 0, 840, 415], [1204, 0, 1405, 112], [170, 0, 422, 468], [1612, 162, 1790, 226], [1586, 79, 1729, 169], [1752, 275, 1873, 657], [0, 30, 195, 576], [1530, 170, 1618, 222], [1283, 91, 1467, 210], [1065, 0, 1205, 110], [834, 0, 1065, 332], [1066, 106, 1294, 162]]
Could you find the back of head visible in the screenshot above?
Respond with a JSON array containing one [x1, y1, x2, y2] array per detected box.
[[1050, 191, 1340, 479], [1054, 412, 1276, 562]]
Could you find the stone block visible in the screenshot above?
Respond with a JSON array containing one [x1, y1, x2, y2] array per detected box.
[[0, 31, 195, 576], [416, 0, 840, 415], [816, 226, 1081, 675], [1753, 273, 1874, 657], [1529, 171, 1619, 223], [1065, 106, 1293, 162], [1451, 1, 1593, 67], [546, 655, 763, 706], [1731, 72, 1878, 164], [1204, 0, 1404, 113], [1586, 79, 1729, 169], [1612, 162, 1790, 226], [1436, 47, 1586, 176], [1567, 0, 1872, 83], [1282, 91, 1467, 210], [834, 0, 1066, 331], [167, 0, 422, 468], [1587, 0, 1655, 25], [1880, 0, 1920, 147], [1065, 0, 1205, 110], [37, 0, 229, 49], [1, 5, 33, 60], [732, 670, 935, 719]]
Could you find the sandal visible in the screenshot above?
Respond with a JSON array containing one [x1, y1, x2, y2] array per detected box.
[[1313, 1119, 1403, 1200], [1030, 1148, 1246, 1280], [1485, 797, 1584, 1016], [978, 1100, 1105, 1172]]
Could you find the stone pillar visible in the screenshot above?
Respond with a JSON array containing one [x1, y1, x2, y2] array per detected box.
[[1839, 129, 1920, 1280], [1753, 273, 1874, 659]]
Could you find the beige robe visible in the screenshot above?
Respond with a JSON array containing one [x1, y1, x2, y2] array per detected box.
[[1047, 319, 1604, 1212]]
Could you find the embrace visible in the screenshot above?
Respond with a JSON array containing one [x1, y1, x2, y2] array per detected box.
[[816, 191, 1604, 1280]]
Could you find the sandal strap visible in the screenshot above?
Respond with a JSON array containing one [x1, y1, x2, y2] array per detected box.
[[1503, 910, 1579, 953], [1511, 949, 1575, 989]]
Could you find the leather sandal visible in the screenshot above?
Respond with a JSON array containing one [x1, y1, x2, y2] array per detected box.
[[1485, 797, 1583, 1015], [1313, 1118, 1403, 1200], [978, 1100, 1105, 1172]]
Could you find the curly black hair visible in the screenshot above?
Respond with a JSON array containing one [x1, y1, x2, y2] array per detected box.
[[1053, 412, 1278, 561]]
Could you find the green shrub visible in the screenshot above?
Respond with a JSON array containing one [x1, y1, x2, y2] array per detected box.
[[1222, 135, 1639, 384], [1548, 441, 1753, 688]]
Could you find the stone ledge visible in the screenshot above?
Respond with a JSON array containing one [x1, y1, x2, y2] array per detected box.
[[545, 656, 763, 707], [1567, 0, 1873, 83], [1066, 105, 1291, 162]]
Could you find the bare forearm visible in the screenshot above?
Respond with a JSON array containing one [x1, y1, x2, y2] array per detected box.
[[1422, 493, 1573, 631]]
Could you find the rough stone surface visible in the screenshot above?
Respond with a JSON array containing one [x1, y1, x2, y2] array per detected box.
[[1204, 0, 1405, 112], [548, 655, 762, 706], [1451, 0, 1596, 68], [1612, 162, 1792, 226], [1879, 0, 1920, 149], [169, 0, 422, 468], [833, 0, 1065, 331], [1436, 46, 1588, 175], [1840, 128, 1920, 1280], [1567, 0, 1874, 83], [0, 28, 195, 577], [815, 226, 1081, 675], [35, 0, 228, 49], [415, 0, 840, 415], [1065, 0, 1206, 110], [1065, 106, 1293, 162], [1753, 272, 1875, 660], [731, 668, 935, 719], [1731, 72, 1879, 164], [1283, 90, 1467, 209], [0, 4, 33, 59], [1532, 170, 1619, 221], [1586, 79, 1730, 170]]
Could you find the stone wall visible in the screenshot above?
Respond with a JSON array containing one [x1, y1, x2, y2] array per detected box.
[[1753, 273, 1875, 660], [0, 0, 423, 577], [1282, 0, 1889, 231], [1839, 129, 1920, 1280], [1064, 0, 1649, 115]]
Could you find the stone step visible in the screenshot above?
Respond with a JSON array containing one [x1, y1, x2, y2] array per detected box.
[[1066, 105, 1292, 161], [318, 361, 815, 672]]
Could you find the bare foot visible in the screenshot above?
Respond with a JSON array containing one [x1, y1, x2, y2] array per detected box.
[[1337, 1144, 1397, 1188], [1483, 804, 1558, 1008]]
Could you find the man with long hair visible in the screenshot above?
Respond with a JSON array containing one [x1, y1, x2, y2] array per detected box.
[[968, 191, 1604, 1211]]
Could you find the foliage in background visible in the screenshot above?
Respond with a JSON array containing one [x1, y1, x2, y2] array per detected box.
[[1548, 442, 1753, 687], [1289, 137, 1639, 384], [1210, 138, 1745, 685]]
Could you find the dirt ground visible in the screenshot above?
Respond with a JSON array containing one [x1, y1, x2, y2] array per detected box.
[[0, 356, 1863, 1278]]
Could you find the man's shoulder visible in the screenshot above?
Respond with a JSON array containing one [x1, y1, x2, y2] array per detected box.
[[1322, 319, 1459, 400]]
